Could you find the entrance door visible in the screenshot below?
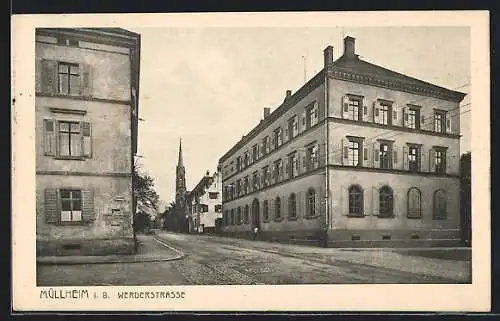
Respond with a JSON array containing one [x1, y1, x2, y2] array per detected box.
[[252, 199, 260, 229]]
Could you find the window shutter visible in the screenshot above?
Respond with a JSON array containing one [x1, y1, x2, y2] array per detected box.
[[363, 141, 370, 166], [35, 58, 42, 93], [363, 105, 368, 115], [403, 145, 409, 170], [301, 111, 306, 132], [393, 148, 398, 166], [81, 121, 92, 158], [403, 107, 409, 127], [373, 101, 380, 123], [80, 63, 93, 97], [373, 142, 380, 168], [41, 59, 58, 94], [341, 138, 348, 165], [372, 186, 379, 216], [44, 188, 59, 224], [420, 148, 428, 172], [302, 155, 307, 172], [429, 148, 435, 173], [318, 143, 325, 167], [446, 112, 452, 133], [342, 96, 349, 118], [421, 115, 426, 125], [284, 127, 289, 142], [43, 119, 56, 156], [393, 110, 398, 122]]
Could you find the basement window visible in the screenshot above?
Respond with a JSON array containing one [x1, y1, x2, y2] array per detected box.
[[62, 243, 81, 251], [411, 234, 420, 240], [351, 235, 361, 241], [382, 235, 391, 240]]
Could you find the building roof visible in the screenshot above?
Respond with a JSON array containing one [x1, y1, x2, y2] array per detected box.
[[219, 38, 467, 163]]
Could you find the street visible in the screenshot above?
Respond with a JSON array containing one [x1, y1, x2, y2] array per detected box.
[[37, 232, 471, 286]]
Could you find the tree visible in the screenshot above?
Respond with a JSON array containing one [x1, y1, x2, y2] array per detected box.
[[133, 160, 160, 232]]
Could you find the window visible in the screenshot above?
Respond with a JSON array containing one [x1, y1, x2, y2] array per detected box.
[[347, 97, 362, 121], [288, 193, 297, 218], [347, 139, 361, 166], [252, 144, 259, 161], [263, 200, 269, 221], [60, 189, 82, 222], [274, 128, 283, 149], [306, 145, 319, 171], [307, 103, 319, 128], [408, 145, 420, 172], [274, 160, 283, 182], [348, 185, 363, 216], [253, 172, 259, 190], [236, 180, 241, 196], [433, 190, 447, 219], [288, 116, 299, 139], [274, 197, 281, 219], [244, 151, 249, 167], [215, 204, 222, 212], [209, 192, 219, 199], [379, 103, 391, 125], [434, 148, 447, 175], [58, 121, 82, 157], [288, 153, 298, 178], [434, 110, 447, 133], [407, 188, 422, 218], [262, 136, 270, 155], [236, 156, 242, 171], [379, 142, 392, 169], [244, 205, 249, 224], [405, 106, 421, 129], [262, 167, 269, 187], [307, 188, 316, 217], [379, 186, 394, 218], [237, 207, 242, 225], [243, 177, 249, 194], [58, 62, 80, 95], [231, 209, 235, 225]]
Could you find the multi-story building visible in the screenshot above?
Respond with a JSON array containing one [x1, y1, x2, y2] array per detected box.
[[219, 36, 466, 247], [188, 170, 223, 234], [35, 28, 141, 256]]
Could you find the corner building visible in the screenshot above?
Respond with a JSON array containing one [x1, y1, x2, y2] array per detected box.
[[35, 28, 141, 256], [219, 36, 466, 247]]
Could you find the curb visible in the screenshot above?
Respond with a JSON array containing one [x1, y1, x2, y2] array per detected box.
[[36, 237, 185, 266]]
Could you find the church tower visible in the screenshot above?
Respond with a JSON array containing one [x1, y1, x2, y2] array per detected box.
[[174, 138, 188, 231]]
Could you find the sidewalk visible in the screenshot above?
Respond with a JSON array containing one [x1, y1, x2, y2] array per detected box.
[[36, 234, 184, 265]]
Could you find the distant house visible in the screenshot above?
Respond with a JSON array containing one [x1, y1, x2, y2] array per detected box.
[[189, 170, 223, 234], [35, 28, 141, 256]]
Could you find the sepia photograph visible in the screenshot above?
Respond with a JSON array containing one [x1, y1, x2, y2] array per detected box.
[[12, 11, 490, 312]]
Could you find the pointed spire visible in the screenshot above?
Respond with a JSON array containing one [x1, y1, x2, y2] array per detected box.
[[178, 137, 183, 167]]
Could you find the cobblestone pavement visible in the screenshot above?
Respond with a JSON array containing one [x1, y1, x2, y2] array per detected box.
[[37, 232, 471, 286]]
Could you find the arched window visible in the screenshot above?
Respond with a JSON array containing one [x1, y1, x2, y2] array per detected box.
[[348, 185, 363, 216], [244, 205, 249, 224], [275, 197, 281, 219], [237, 207, 242, 225], [230, 209, 235, 225], [407, 187, 422, 218], [288, 193, 297, 218], [307, 188, 316, 217], [433, 189, 447, 219], [379, 185, 394, 217], [263, 200, 269, 221]]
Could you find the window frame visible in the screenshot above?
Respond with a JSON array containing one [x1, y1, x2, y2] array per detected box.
[[433, 189, 447, 220], [348, 185, 364, 217], [57, 120, 83, 158], [378, 102, 392, 125], [378, 185, 394, 218], [379, 141, 393, 169], [347, 96, 363, 121], [274, 197, 282, 220], [57, 61, 80, 96], [306, 188, 316, 217], [407, 187, 422, 219], [59, 188, 83, 223], [407, 144, 421, 172], [434, 109, 447, 133], [288, 193, 297, 219]]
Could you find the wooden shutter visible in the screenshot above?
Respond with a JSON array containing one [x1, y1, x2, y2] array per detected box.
[[403, 107, 409, 127], [372, 186, 379, 216], [81, 189, 95, 223], [41, 59, 58, 94], [373, 101, 380, 124], [342, 96, 349, 119], [392, 109, 398, 123], [35, 58, 42, 93], [43, 119, 56, 156], [373, 142, 380, 168], [393, 146, 398, 168], [284, 127, 289, 142], [80, 63, 93, 97], [44, 188, 59, 224], [403, 145, 409, 170], [363, 141, 370, 166], [420, 148, 427, 172], [428, 148, 435, 173], [446, 112, 452, 133], [318, 143, 325, 167], [81, 121, 92, 158]]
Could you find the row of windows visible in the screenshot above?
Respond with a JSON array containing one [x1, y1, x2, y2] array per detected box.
[[344, 138, 449, 175], [343, 95, 452, 134], [348, 185, 447, 219], [223, 144, 321, 202], [223, 188, 317, 226], [227, 102, 320, 177]]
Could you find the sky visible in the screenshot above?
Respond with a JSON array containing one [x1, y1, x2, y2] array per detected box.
[[127, 26, 471, 209]]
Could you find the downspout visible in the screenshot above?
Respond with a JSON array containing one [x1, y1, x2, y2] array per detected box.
[[324, 67, 330, 247]]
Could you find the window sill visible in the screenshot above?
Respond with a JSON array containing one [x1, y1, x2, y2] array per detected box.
[[53, 156, 87, 161], [347, 214, 365, 218], [376, 214, 395, 219], [51, 221, 90, 226], [273, 217, 284, 222], [407, 215, 422, 219], [287, 216, 298, 221], [433, 217, 448, 220], [304, 215, 320, 220]]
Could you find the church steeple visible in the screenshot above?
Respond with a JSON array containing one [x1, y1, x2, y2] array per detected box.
[[177, 138, 183, 167]]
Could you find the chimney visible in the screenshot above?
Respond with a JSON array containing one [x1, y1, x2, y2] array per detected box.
[[323, 45, 333, 67], [344, 36, 357, 58], [264, 107, 271, 119], [286, 90, 292, 98]]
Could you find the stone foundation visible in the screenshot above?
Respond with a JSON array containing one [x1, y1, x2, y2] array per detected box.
[[37, 237, 136, 257]]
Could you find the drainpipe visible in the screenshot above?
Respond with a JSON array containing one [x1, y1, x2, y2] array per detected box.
[[324, 67, 330, 248]]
